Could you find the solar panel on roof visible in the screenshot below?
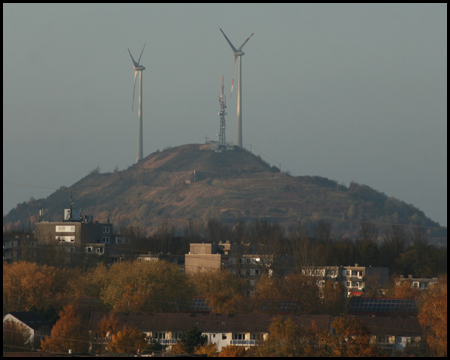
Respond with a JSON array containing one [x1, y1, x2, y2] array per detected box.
[[349, 298, 417, 313]]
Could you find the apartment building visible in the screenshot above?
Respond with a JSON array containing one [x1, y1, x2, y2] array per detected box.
[[3, 234, 38, 261], [395, 275, 438, 290], [34, 203, 118, 257], [302, 264, 389, 297]]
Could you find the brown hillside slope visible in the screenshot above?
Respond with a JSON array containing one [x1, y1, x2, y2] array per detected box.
[[3, 144, 446, 243]]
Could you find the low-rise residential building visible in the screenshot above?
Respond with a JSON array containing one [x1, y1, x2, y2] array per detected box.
[[395, 275, 438, 290], [3, 312, 52, 349], [89, 312, 423, 354], [362, 316, 422, 352], [89, 313, 331, 352]]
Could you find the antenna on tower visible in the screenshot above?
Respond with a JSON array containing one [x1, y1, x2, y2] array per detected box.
[[218, 75, 227, 147], [69, 191, 73, 221]]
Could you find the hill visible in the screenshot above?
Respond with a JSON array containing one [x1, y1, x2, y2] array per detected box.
[[3, 144, 447, 244]]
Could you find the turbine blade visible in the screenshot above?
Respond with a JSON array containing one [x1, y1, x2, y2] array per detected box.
[[128, 48, 138, 67], [132, 71, 137, 112], [231, 56, 237, 99], [137, 43, 146, 65], [237, 33, 254, 51], [220, 28, 238, 53]]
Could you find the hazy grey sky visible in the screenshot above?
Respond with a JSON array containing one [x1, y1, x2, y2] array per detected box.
[[3, 4, 447, 226]]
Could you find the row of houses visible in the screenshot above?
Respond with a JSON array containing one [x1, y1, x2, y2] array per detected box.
[[4, 311, 422, 354]]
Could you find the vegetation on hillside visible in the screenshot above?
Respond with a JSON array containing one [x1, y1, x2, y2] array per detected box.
[[3, 144, 446, 244]]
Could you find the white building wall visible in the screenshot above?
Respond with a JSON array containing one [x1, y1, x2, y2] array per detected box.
[[3, 314, 35, 345]]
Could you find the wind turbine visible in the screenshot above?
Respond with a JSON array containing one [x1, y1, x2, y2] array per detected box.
[[128, 44, 146, 162], [220, 29, 253, 148]]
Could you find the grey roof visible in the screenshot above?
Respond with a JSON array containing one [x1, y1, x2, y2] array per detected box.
[[90, 313, 332, 333], [5, 312, 51, 331]]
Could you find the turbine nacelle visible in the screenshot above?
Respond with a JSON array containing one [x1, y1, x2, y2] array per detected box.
[[133, 66, 146, 71], [233, 51, 245, 57]]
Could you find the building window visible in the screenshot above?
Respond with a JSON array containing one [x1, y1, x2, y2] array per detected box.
[[86, 247, 93, 253], [222, 334, 227, 340], [96, 248, 104, 254], [102, 226, 110, 233], [102, 237, 110, 244]]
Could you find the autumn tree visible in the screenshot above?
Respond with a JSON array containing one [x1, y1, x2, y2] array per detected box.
[[418, 275, 447, 357], [67, 263, 108, 301], [109, 326, 148, 354], [3, 261, 55, 313], [41, 305, 89, 353], [95, 313, 122, 353], [102, 260, 194, 313], [194, 342, 218, 357], [392, 280, 421, 299], [3, 319, 32, 352], [282, 274, 321, 314], [190, 269, 248, 313], [322, 281, 346, 315], [252, 275, 283, 314], [218, 344, 246, 357], [330, 315, 383, 357], [255, 316, 330, 357]]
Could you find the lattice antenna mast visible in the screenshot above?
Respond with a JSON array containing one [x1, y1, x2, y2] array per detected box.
[[218, 75, 227, 146]]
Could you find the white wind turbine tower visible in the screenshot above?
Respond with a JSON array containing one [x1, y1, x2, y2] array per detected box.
[[220, 29, 253, 148], [128, 44, 146, 162]]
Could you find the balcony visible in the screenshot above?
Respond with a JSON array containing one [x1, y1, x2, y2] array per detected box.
[[230, 340, 257, 346], [156, 339, 176, 345]]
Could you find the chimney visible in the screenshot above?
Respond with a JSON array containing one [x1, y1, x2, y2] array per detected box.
[[355, 263, 358, 267], [408, 275, 413, 279]]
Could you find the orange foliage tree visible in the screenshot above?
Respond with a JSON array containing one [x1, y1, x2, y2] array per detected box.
[[102, 260, 194, 313], [194, 343, 218, 357], [418, 276, 447, 357], [109, 326, 148, 354], [3, 261, 55, 313], [330, 315, 383, 357], [93, 313, 123, 353], [255, 316, 331, 357], [190, 269, 248, 313], [41, 305, 88, 353], [218, 344, 246, 357]]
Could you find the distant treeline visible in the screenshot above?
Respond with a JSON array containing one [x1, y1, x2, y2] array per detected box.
[[6, 218, 447, 278]]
